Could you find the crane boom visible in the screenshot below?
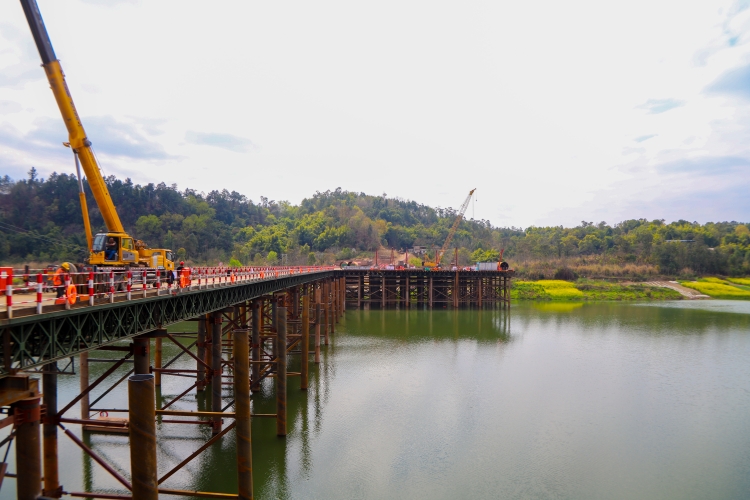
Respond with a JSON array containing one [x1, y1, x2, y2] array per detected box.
[[20, 0, 175, 272], [21, 0, 125, 235], [436, 189, 475, 264]]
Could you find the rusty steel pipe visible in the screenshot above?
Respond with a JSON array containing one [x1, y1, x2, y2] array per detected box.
[[79, 350, 90, 419], [212, 312, 223, 434], [251, 299, 261, 392], [154, 337, 162, 386], [61, 426, 132, 490], [271, 299, 278, 360], [341, 277, 346, 315], [301, 294, 310, 390], [314, 303, 321, 364], [324, 297, 330, 346], [276, 306, 287, 436], [234, 328, 253, 499], [128, 374, 157, 499], [197, 316, 207, 391], [133, 336, 150, 375], [43, 362, 60, 498], [336, 278, 341, 320], [14, 397, 42, 500]]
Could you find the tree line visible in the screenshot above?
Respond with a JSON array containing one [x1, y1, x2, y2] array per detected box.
[[0, 169, 748, 277]]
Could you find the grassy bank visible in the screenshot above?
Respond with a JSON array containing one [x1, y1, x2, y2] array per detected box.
[[679, 278, 750, 300], [511, 279, 683, 301]]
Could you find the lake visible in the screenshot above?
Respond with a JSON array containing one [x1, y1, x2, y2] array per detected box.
[[3, 300, 750, 499]]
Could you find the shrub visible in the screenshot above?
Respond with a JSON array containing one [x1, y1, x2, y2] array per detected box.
[[554, 267, 578, 280]]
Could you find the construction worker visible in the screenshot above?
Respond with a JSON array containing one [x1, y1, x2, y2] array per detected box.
[[53, 262, 70, 298], [179, 262, 190, 288]]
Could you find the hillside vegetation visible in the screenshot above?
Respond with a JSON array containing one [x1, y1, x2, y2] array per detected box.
[[1, 169, 749, 279]]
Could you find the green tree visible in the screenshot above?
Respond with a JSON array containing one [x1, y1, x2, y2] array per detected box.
[[135, 215, 162, 244]]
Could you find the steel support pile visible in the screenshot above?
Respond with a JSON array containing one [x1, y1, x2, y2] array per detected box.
[[342, 270, 513, 308]]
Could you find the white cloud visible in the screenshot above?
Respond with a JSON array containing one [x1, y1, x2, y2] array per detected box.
[[0, 0, 749, 227]]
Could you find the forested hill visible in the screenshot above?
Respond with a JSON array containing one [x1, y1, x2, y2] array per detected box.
[[0, 169, 749, 277]]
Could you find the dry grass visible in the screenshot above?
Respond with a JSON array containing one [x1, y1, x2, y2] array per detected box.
[[513, 256, 658, 279]]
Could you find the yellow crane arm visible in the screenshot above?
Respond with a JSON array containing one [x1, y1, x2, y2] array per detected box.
[[437, 188, 475, 264], [21, 0, 125, 235]]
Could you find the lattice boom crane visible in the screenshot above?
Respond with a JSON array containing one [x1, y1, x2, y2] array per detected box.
[[422, 189, 475, 269]]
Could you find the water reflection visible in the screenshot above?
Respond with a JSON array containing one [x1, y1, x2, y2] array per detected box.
[[4, 302, 749, 500], [345, 308, 512, 343]]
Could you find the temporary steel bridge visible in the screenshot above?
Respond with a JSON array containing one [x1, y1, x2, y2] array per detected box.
[[0, 266, 512, 500]]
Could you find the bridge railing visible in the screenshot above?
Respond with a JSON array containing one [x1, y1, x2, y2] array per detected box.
[[1, 265, 336, 319]]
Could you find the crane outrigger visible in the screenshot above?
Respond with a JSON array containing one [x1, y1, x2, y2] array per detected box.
[[20, 0, 175, 271]]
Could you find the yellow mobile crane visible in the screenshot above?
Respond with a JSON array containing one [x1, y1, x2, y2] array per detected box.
[[21, 0, 175, 271], [423, 189, 476, 270]]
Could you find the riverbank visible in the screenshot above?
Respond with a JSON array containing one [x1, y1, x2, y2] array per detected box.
[[678, 277, 750, 300], [511, 279, 684, 301]]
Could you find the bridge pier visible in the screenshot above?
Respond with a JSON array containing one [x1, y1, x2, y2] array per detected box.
[[133, 336, 150, 375], [128, 374, 157, 500], [211, 311, 223, 435], [154, 337, 162, 386], [276, 306, 287, 436], [13, 397, 42, 500], [197, 316, 207, 391], [79, 351, 89, 420], [251, 299, 261, 392], [301, 293, 310, 390], [42, 362, 60, 498], [234, 327, 253, 500]]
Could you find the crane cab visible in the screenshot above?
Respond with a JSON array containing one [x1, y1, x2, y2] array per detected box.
[[90, 233, 137, 266]]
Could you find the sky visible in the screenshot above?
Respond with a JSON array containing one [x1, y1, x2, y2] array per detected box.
[[1, 0, 749, 229]]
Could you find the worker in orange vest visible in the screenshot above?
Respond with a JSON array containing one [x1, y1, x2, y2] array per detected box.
[[53, 262, 69, 298], [179, 263, 190, 288]]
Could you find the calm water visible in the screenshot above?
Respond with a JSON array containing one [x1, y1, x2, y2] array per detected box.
[[3, 301, 750, 499]]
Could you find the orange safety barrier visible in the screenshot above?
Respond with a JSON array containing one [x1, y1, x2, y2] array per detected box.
[[180, 268, 190, 288]]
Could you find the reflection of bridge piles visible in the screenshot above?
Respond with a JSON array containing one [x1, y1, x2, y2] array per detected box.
[[0, 273, 347, 499], [343, 270, 514, 309]]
